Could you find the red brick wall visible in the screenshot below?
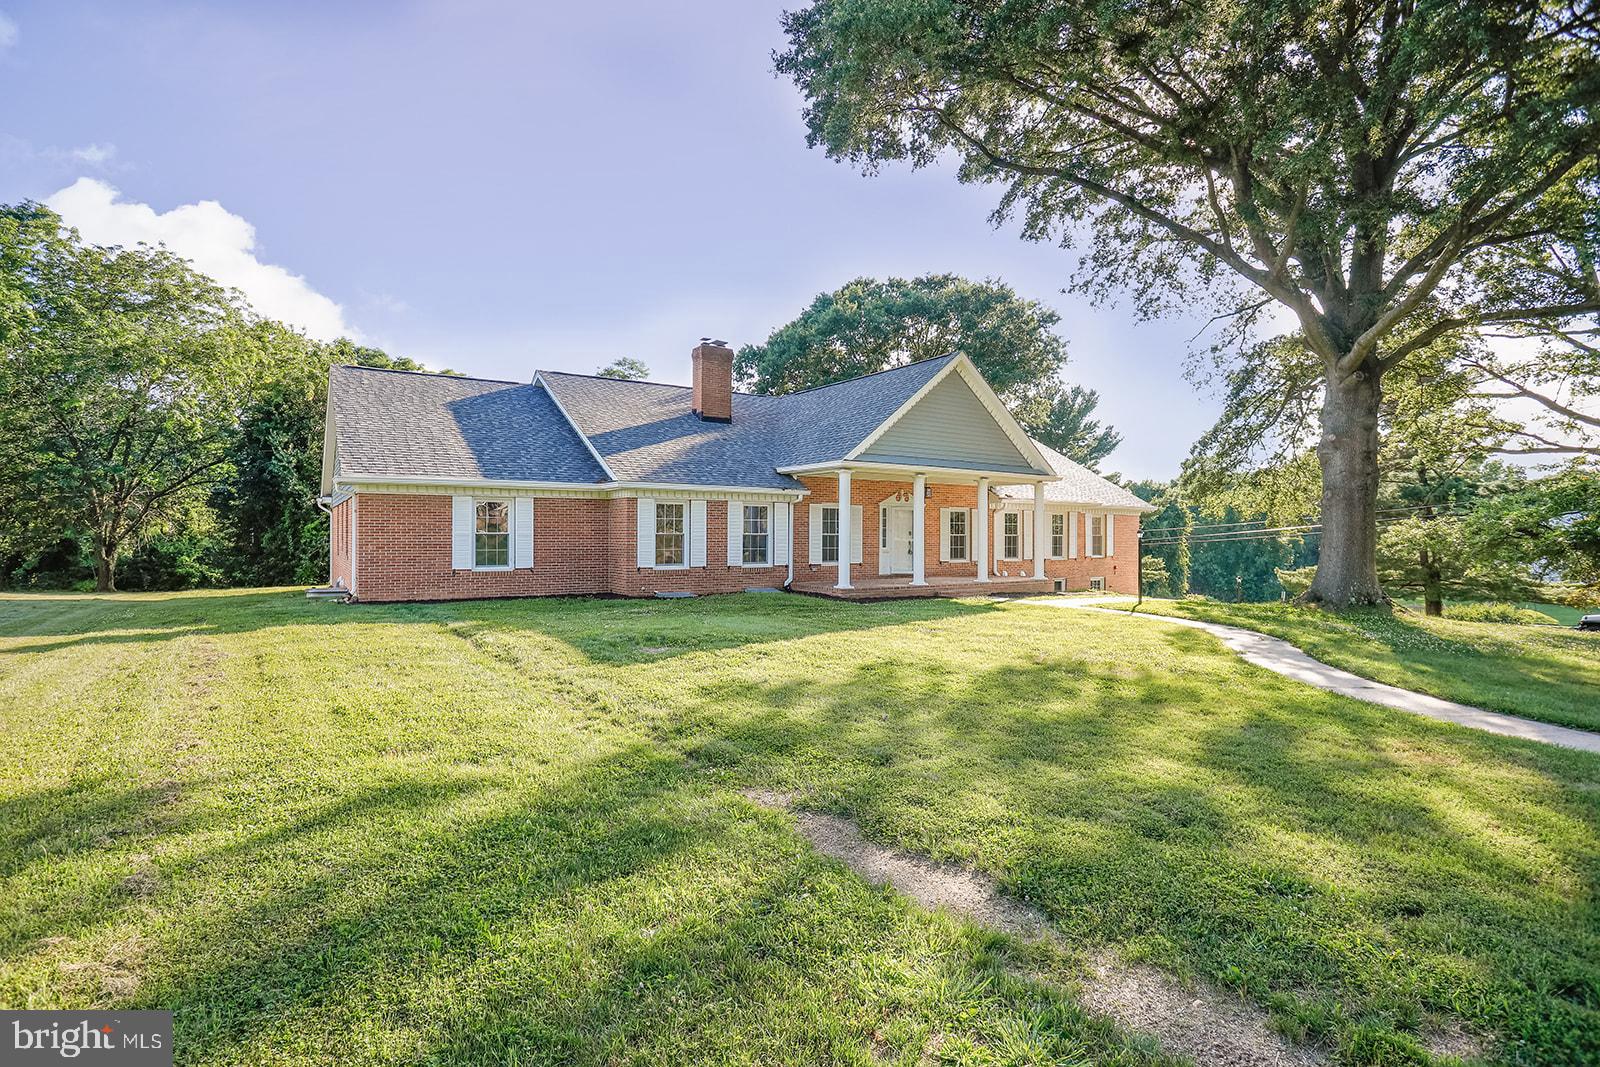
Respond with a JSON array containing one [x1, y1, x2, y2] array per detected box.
[[793, 477, 984, 584], [330, 497, 354, 591], [344, 486, 1140, 601], [609, 498, 789, 597], [354, 493, 613, 602], [795, 475, 1140, 593], [350, 492, 787, 602]]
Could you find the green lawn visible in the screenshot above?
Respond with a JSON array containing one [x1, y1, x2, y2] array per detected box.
[[1127, 599, 1600, 733], [2, 590, 1598, 1066]]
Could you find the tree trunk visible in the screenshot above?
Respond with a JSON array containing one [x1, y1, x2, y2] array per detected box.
[[1302, 368, 1386, 608], [93, 535, 117, 592], [1420, 548, 1444, 615]]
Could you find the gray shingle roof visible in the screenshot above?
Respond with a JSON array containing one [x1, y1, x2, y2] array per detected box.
[[329, 365, 608, 484], [328, 354, 1120, 496], [537, 373, 803, 489], [536, 355, 958, 489], [994, 441, 1155, 510]]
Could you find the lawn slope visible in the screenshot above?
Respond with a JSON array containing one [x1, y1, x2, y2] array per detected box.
[[1129, 598, 1600, 733], [2, 590, 1597, 1066]]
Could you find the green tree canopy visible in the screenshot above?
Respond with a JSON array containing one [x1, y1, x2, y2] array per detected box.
[[0, 203, 261, 591], [738, 273, 1120, 466], [778, 0, 1600, 606], [596, 357, 650, 380]]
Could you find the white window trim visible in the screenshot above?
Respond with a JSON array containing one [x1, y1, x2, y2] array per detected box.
[[473, 498, 514, 571], [819, 504, 842, 565], [1049, 510, 1066, 559], [739, 503, 772, 567], [1088, 513, 1107, 558], [945, 507, 970, 562], [1001, 511, 1023, 561], [654, 501, 690, 570], [1088, 576, 1106, 591]]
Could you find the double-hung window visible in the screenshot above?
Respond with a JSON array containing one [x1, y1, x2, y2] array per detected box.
[[1051, 513, 1065, 558], [742, 504, 770, 565], [1089, 514, 1106, 557], [948, 509, 968, 561], [655, 502, 686, 566], [475, 500, 511, 568], [820, 506, 840, 563], [1002, 512, 1021, 559]]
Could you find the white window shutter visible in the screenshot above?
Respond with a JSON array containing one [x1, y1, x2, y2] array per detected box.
[[725, 499, 741, 566], [851, 505, 864, 564], [808, 504, 823, 564], [1106, 512, 1115, 556], [773, 503, 790, 566], [1069, 511, 1079, 558], [451, 495, 474, 569], [968, 509, 977, 561], [938, 508, 952, 562], [994, 511, 1006, 559], [1023, 516, 1033, 559], [689, 499, 708, 567], [636, 496, 655, 568], [514, 497, 535, 568]]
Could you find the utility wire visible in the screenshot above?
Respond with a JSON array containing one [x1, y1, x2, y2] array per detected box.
[[1170, 501, 1478, 534]]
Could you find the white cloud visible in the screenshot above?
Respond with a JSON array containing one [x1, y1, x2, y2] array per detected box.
[[0, 13, 17, 50], [69, 142, 116, 165], [46, 177, 359, 342]]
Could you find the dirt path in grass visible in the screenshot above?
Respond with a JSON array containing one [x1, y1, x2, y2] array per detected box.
[[1045, 599, 1600, 755], [742, 789, 1328, 1067]]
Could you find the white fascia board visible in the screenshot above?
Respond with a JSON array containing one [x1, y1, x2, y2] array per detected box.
[[777, 459, 1056, 485], [337, 473, 808, 498], [320, 398, 338, 496], [338, 473, 606, 491], [531, 370, 619, 481], [614, 482, 808, 498]]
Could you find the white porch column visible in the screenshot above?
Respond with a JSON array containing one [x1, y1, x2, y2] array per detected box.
[[911, 472, 927, 585], [975, 477, 989, 582], [1033, 482, 1048, 579], [836, 469, 853, 589]]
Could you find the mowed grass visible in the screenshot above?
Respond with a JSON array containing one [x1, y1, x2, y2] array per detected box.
[[1130, 599, 1600, 734], [1, 590, 1597, 1066]]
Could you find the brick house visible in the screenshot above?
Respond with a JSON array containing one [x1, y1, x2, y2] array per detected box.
[[319, 342, 1153, 602]]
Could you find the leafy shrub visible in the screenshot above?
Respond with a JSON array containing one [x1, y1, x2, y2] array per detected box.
[[1275, 565, 1316, 598], [1443, 602, 1555, 625]]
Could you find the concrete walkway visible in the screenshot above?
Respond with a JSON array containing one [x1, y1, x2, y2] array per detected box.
[[1044, 599, 1600, 755]]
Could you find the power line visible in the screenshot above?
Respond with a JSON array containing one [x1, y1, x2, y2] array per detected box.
[[1139, 513, 1440, 548], [1168, 500, 1477, 535]]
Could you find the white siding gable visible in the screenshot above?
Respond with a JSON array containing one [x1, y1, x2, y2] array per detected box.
[[857, 373, 1037, 473]]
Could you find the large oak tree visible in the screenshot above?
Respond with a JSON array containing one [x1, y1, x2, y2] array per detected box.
[[778, 0, 1600, 605]]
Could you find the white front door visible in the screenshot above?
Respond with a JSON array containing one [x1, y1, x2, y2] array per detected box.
[[885, 506, 915, 574]]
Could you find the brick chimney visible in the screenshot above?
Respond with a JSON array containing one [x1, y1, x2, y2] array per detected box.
[[691, 339, 734, 422]]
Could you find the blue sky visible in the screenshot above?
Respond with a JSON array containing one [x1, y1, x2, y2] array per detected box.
[[0, 1, 1228, 481]]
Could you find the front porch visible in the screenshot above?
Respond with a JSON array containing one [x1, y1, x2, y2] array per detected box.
[[789, 573, 1055, 601]]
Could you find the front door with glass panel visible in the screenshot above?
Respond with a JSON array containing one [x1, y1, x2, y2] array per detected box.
[[885, 506, 915, 574]]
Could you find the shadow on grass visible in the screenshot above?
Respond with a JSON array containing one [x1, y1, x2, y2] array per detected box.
[[0, 588, 1001, 666], [118, 741, 1151, 1066]]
